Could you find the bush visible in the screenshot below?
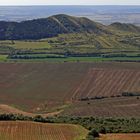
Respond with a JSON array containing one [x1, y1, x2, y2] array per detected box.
[[89, 129, 99, 137], [33, 115, 46, 122], [99, 127, 107, 134], [86, 134, 95, 140]]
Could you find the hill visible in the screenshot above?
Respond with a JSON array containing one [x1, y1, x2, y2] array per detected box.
[[0, 14, 109, 40], [0, 121, 88, 140], [0, 14, 139, 41], [109, 22, 140, 33], [0, 14, 140, 59]]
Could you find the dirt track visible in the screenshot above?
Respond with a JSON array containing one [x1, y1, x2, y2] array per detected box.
[[0, 104, 62, 117]]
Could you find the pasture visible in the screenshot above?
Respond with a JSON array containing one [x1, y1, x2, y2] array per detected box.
[[0, 55, 8, 62], [0, 40, 51, 49]]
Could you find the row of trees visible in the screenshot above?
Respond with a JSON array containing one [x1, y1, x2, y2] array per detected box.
[[0, 113, 140, 139], [9, 54, 66, 59]]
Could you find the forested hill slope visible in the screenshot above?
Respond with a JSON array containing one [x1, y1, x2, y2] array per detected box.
[[0, 14, 109, 40], [109, 22, 140, 33], [0, 14, 139, 40]]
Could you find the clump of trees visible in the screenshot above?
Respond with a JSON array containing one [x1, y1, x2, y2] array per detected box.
[[86, 127, 107, 140], [122, 92, 140, 97], [86, 129, 99, 140], [0, 114, 32, 121]]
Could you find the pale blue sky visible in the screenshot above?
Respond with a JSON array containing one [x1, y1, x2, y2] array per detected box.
[[0, 0, 140, 5]]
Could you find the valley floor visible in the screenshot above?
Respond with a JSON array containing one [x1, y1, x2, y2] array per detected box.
[[0, 62, 140, 117]]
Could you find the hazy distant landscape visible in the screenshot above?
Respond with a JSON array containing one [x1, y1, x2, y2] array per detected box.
[[0, 6, 140, 26]]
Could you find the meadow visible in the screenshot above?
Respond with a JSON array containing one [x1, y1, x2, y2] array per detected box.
[[0, 40, 51, 49], [0, 55, 8, 62], [0, 32, 140, 63]]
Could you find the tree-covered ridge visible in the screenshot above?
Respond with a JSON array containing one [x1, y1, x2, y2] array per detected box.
[[0, 14, 106, 40], [109, 22, 140, 33], [0, 14, 139, 40]]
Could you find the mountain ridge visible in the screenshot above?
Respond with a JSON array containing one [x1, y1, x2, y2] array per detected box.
[[109, 22, 140, 33], [0, 14, 139, 40]]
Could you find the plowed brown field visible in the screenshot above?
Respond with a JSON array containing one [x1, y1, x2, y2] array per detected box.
[[72, 68, 140, 100], [0, 62, 140, 113], [0, 121, 88, 140], [62, 97, 140, 117]]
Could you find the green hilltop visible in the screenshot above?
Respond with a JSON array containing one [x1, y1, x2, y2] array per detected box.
[[0, 14, 140, 62], [0, 14, 139, 40]]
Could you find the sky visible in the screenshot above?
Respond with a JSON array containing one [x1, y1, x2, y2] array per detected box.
[[0, 0, 140, 5]]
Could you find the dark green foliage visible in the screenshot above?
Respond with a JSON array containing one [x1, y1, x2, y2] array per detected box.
[[89, 129, 99, 137], [99, 126, 107, 134], [0, 114, 16, 121], [122, 92, 140, 97], [0, 114, 140, 134], [46, 116, 140, 133], [33, 115, 46, 122], [86, 134, 95, 140], [9, 54, 66, 59], [86, 128, 101, 139], [0, 14, 108, 40], [0, 114, 32, 121]]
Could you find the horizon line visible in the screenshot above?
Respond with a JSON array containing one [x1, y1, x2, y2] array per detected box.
[[0, 5, 140, 6]]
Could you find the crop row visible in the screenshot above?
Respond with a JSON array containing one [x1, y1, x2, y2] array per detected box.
[[72, 68, 140, 100], [0, 121, 86, 140]]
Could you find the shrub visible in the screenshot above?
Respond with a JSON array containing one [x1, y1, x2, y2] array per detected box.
[[99, 126, 107, 134], [86, 134, 95, 140], [89, 129, 99, 137]]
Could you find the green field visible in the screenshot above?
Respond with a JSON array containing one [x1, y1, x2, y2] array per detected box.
[[0, 55, 8, 62], [6, 56, 140, 63], [0, 32, 140, 63], [0, 40, 51, 49]]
